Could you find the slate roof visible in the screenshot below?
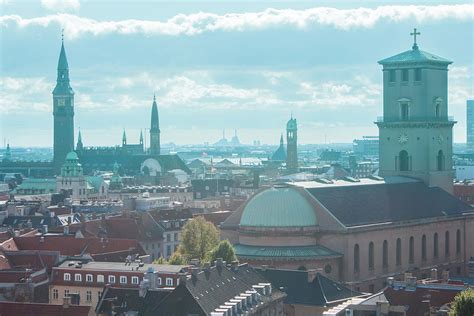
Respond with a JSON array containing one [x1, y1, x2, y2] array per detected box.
[[0, 301, 90, 316], [378, 46, 452, 65], [305, 181, 473, 227], [256, 269, 362, 306], [235, 244, 341, 259]]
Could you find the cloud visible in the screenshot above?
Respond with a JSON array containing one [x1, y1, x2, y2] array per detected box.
[[0, 77, 51, 113], [1, 4, 473, 39], [41, 0, 80, 12]]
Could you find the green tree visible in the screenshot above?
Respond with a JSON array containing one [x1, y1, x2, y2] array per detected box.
[[207, 240, 237, 264], [153, 257, 167, 264], [168, 251, 187, 265], [450, 289, 474, 316], [180, 216, 219, 261]]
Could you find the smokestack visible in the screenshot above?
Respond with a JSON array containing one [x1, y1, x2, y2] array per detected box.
[[431, 268, 438, 280]]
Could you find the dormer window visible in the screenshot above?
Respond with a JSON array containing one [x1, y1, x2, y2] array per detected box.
[[415, 68, 422, 81], [402, 69, 409, 82]]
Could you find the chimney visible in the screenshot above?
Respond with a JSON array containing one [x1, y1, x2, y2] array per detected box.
[[404, 272, 412, 281], [431, 268, 438, 280], [231, 260, 239, 271], [307, 269, 318, 283], [145, 267, 157, 288], [386, 277, 394, 287], [62, 296, 71, 309], [139, 279, 150, 297], [178, 273, 187, 285], [42, 225, 48, 234], [406, 276, 417, 290], [442, 269, 450, 282], [63, 225, 69, 235]]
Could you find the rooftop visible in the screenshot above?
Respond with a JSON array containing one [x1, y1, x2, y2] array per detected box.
[[57, 260, 187, 274]]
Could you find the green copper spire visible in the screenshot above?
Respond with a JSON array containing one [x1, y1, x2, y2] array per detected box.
[[76, 129, 83, 151], [122, 129, 127, 146], [53, 35, 74, 95], [150, 95, 161, 155], [280, 133, 284, 146], [139, 129, 144, 145]]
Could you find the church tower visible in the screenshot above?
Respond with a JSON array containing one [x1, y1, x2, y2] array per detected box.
[[150, 95, 161, 155], [53, 36, 75, 173], [286, 116, 298, 173], [376, 29, 455, 193], [76, 129, 83, 152]]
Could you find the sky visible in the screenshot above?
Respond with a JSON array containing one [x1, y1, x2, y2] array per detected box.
[[0, 0, 473, 147]]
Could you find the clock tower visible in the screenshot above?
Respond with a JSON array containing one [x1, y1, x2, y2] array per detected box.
[[53, 36, 75, 173], [376, 29, 455, 193]]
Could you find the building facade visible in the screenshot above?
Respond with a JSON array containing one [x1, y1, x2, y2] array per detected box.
[[286, 116, 298, 173], [467, 100, 474, 149]]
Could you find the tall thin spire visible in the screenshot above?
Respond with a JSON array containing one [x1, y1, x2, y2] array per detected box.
[[150, 95, 161, 155], [122, 129, 127, 146], [280, 133, 284, 145], [139, 129, 144, 145], [76, 128, 83, 151]]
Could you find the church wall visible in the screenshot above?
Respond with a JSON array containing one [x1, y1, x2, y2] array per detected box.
[[238, 233, 316, 247], [321, 218, 468, 292]]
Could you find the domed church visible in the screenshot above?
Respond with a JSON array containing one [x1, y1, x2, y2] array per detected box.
[[221, 31, 474, 292]]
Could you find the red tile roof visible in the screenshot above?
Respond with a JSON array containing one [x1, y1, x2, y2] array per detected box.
[[0, 301, 90, 316]]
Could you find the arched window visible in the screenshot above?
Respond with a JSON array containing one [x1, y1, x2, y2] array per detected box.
[[399, 150, 409, 171], [434, 233, 439, 258], [422, 235, 427, 261], [437, 150, 444, 171], [368, 242, 375, 270], [435, 103, 440, 118], [382, 240, 388, 268], [396, 238, 402, 266], [400, 103, 409, 120], [456, 229, 461, 255], [445, 231, 450, 256], [409, 236, 415, 264], [353, 244, 360, 273]]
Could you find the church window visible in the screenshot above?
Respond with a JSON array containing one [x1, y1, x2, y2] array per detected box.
[[389, 70, 396, 82], [399, 150, 410, 171], [437, 150, 444, 171], [353, 244, 360, 273], [456, 229, 461, 255], [382, 240, 388, 268], [434, 233, 439, 258], [400, 103, 409, 120], [396, 238, 402, 266], [435, 103, 441, 118], [445, 231, 450, 256], [415, 68, 422, 81], [409, 236, 415, 264], [368, 242, 374, 271], [422, 235, 427, 261], [402, 69, 409, 82]]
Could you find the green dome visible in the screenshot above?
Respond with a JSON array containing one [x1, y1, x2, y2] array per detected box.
[[240, 186, 317, 228], [66, 151, 78, 160]]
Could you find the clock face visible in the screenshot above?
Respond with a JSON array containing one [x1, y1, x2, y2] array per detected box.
[[437, 134, 443, 144], [398, 133, 408, 144], [57, 98, 65, 106]]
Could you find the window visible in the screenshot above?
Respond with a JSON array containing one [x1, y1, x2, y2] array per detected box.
[[97, 275, 104, 283], [445, 231, 450, 256], [86, 274, 93, 282], [64, 289, 70, 297], [64, 273, 71, 281], [436, 103, 441, 118], [456, 229, 461, 255], [389, 69, 396, 82], [353, 244, 360, 273], [174, 233, 179, 242], [75, 274, 82, 282], [396, 238, 402, 266], [166, 245, 171, 257], [400, 103, 409, 120], [382, 240, 388, 268], [402, 69, 409, 81], [52, 288, 59, 300], [86, 290, 92, 302], [415, 68, 422, 81], [434, 233, 439, 258], [131, 276, 139, 285], [166, 234, 171, 242], [108, 275, 116, 284], [166, 278, 173, 286], [409, 236, 415, 264], [437, 150, 445, 171], [422, 235, 427, 261], [399, 150, 410, 171], [120, 276, 127, 284], [368, 242, 374, 271], [158, 277, 162, 286]]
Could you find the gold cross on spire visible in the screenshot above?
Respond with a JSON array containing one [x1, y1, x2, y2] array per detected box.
[[410, 28, 420, 49]]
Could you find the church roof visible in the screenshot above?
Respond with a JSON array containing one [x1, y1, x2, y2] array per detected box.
[[239, 186, 317, 228], [271, 138, 286, 161], [378, 46, 452, 66], [304, 180, 472, 227]]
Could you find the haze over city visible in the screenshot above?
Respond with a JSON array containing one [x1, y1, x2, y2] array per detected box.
[[1, 0, 473, 146]]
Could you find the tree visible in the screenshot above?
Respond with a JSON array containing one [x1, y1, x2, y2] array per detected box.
[[450, 289, 474, 316], [207, 240, 237, 264], [179, 216, 219, 261], [168, 251, 187, 265], [153, 257, 167, 264]]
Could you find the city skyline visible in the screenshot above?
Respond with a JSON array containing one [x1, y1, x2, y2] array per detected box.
[[1, 1, 473, 147]]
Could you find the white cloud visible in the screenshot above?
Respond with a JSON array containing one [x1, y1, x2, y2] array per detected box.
[[0, 77, 51, 113], [41, 0, 80, 12], [1, 4, 473, 39]]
